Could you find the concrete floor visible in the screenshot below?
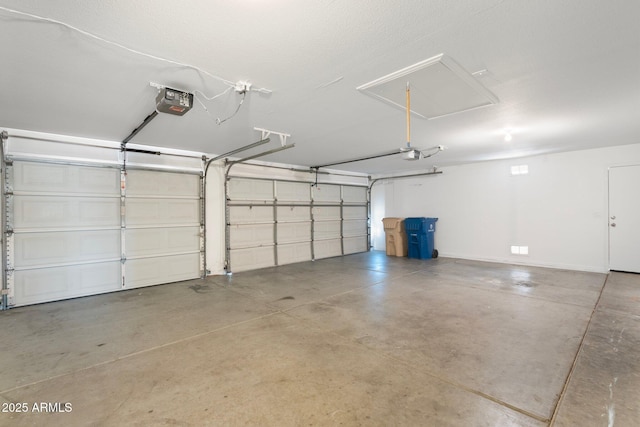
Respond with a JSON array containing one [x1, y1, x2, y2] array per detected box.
[[0, 252, 638, 426]]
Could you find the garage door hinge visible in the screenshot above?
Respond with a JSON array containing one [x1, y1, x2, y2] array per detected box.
[[121, 256, 127, 264]]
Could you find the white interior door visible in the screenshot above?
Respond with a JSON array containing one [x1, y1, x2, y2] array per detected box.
[[609, 165, 640, 273]]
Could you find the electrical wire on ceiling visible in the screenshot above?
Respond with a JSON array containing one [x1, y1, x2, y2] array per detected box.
[[216, 91, 246, 125], [418, 145, 444, 159], [0, 5, 272, 101], [195, 87, 233, 102], [192, 87, 233, 119]]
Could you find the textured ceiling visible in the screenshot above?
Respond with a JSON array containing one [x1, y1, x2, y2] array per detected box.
[[0, 0, 639, 174]]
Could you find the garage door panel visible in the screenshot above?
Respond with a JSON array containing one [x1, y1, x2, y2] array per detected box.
[[14, 230, 120, 268], [126, 170, 200, 197], [231, 247, 275, 272], [229, 206, 273, 224], [276, 181, 310, 202], [126, 227, 200, 258], [124, 170, 202, 289], [313, 239, 342, 259], [312, 184, 341, 202], [278, 243, 312, 265], [312, 206, 341, 220], [342, 185, 367, 257], [77, 168, 120, 194], [14, 261, 121, 306], [344, 237, 368, 254], [126, 253, 200, 289], [277, 222, 311, 244], [314, 221, 341, 240], [13, 162, 120, 195], [228, 178, 273, 201], [342, 186, 367, 203], [126, 198, 199, 226], [230, 224, 274, 248], [343, 206, 367, 220], [343, 220, 368, 237], [14, 196, 120, 230], [277, 206, 310, 222]]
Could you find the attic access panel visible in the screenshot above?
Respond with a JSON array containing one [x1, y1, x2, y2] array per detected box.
[[357, 54, 498, 119]]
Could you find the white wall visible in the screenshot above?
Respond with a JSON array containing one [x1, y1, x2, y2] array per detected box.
[[205, 161, 226, 275], [372, 143, 640, 273]]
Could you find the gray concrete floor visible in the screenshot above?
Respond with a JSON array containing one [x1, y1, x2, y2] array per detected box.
[[0, 252, 638, 426]]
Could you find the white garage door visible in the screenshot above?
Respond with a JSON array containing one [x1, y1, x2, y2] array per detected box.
[[227, 178, 277, 272], [7, 161, 202, 307], [341, 185, 369, 255], [124, 169, 202, 289], [276, 181, 312, 266], [10, 162, 122, 306], [227, 177, 368, 272]]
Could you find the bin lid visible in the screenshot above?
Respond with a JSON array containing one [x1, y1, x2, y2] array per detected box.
[[382, 217, 404, 230], [404, 217, 438, 231]]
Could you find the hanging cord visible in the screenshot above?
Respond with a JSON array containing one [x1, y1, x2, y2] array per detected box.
[[419, 145, 444, 159], [216, 91, 246, 125], [195, 87, 233, 102], [193, 87, 233, 117]]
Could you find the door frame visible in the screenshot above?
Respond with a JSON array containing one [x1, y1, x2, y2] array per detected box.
[[608, 163, 640, 272]]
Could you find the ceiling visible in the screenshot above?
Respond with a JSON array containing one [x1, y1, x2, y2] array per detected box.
[[1, 0, 639, 175]]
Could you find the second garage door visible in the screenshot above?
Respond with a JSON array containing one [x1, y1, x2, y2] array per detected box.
[[227, 178, 368, 272]]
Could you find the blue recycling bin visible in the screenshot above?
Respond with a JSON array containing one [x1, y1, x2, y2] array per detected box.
[[405, 217, 438, 259]]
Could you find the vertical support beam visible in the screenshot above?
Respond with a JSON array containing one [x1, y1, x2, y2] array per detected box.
[[119, 167, 127, 288], [340, 186, 345, 256], [273, 181, 278, 266], [3, 163, 15, 308], [367, 177, 372, 251], [224, 168, 232, 274], [0, 132, 6, 310], [310, 185, 315, 261], [199, 171, 206, 278], [1, 136, 12, 309]]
